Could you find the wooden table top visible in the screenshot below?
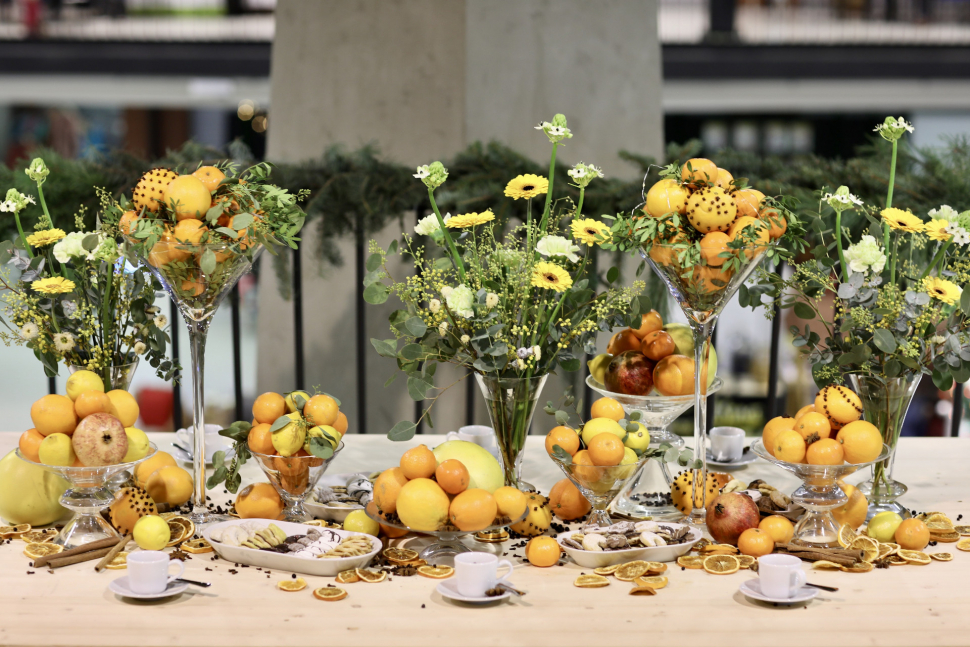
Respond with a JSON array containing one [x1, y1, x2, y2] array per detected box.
[[0, 432, 968, 647]]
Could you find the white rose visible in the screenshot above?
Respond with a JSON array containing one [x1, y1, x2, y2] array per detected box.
[[536, 235, 581, 263], [53, 232, 87, 264], [414, 213, 451, 236], [446, 284, 475, 319]]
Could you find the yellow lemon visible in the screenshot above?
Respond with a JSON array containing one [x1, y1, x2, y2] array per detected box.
[[623, 423, 651, 452], [106, 390, 139, 427], [272, 420, 306, 457], [343, 509, 380, 537], [581, 418, 626, 446], [620, 447, 638, 465], [65, 370, 104, 401], [122, 427, 150, 463], [38, 433, 75, 467], [133, 514, 171, 550], [284, 391, 311, 413]]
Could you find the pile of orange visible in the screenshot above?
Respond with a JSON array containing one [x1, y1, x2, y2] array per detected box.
[[246, 390, 349, 457]]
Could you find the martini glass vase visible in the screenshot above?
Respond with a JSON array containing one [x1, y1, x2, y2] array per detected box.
[[132, 238, 262, 527], [644, 241, 771, 526], [476, 373, 548, 490]]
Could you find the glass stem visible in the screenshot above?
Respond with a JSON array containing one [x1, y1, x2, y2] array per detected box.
[[690, 320, 713, 524], [188, 318, 210, 517]]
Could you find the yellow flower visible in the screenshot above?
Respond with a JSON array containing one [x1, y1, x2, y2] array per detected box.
[[26, 228, 66, 247], [531, 261, 573, 291], [571, 218, 611, 245], [880, 207, 923, 233], [923, 219, 951, 242], [504, 174, 549, 200], [31, 276, 75, 295], [923, 276, 961, 305], [446, 210, 495, 229]]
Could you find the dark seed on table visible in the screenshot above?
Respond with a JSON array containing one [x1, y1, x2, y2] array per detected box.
[[421, 604, 426, 609]]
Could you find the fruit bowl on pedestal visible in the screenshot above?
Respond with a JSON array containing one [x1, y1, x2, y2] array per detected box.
[[250, 442, 345, 523], [548, 451, 652, 530]]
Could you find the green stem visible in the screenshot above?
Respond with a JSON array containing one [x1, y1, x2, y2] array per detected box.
[[36, 184, 52, 227], [920, 240, 952, 279], [834, 208, 848, 282], [428, 188, 466, 283], [13, 213, 33, 258], [101, 264, 115, 383], [539, 142, 559, 234], [889, 233, 899, 286], [575, 186, 585, 221], [883, 140, 898, 253]]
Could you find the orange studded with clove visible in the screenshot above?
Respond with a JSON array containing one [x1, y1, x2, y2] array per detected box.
[[132, 168, 178, 214]]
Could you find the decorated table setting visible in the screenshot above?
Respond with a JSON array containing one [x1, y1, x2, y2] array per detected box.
[[2, 115, 970, 647]]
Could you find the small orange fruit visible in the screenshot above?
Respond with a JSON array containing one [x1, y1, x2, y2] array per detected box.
[[590, 398, 624, 421], [805, 438, 844, 466], [894, 518, 930, 550], [332, 411, 349, 435], [192, 165, 226, 192], [252, 392, 286, 425], [759, 515, 794, 545], [832, 481, 868, 529], [30, 394, 79, 436], [837, 420, 883, 464], [379, 522, 409, 539], [640, 330, 676, 362], [134, 451, 177, 488], [715, 167, 735, 190], [18, 428, 44, 463], [119, 210, 139, 236], [74, 391, 113, 419], [173, 219, 206, 244], [587, 433, 625, 467], [492, 486, 528, 520], [163, 175, 211, 221], [762, 417, 796, 457], [794, 404, 816, 420], [699, 231, 731, 267], [606, 329, 641, 355], [737, 528, 775, 557], [548, 478, 591, 521], [435, 459, 470, 495], [400, 444, 438, 480], [448, 488, 497, 532], [145, 466, 194, 506], [373, 467, 409, 514], [572, 450, 599, 481], [795, 412, 832, 441], [235, 483, 284, 520], [247, 423, 275, 455], [525, 536, 561, 567], [774, 429, 806, 463], [681, 158, 718, 186], [304, 394, 339, 427], [544, 426, 580, 456], [734, 188, 765, 219], [630, 310, 663, 338]]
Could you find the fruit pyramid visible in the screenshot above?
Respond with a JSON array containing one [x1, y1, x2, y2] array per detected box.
[[132, 168, 178, 213]]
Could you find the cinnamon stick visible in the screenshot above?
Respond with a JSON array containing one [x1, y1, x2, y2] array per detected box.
[[95, 533, 132, 572], [32, 536, 123, 568], [47, 547, 114, 570], [777, 544, 863, 566]]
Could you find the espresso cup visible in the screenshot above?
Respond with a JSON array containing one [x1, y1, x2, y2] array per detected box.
[[709, 426, 745, 462], [454, 552, 513, 598], [127, 551, 185, 594], [758, 554, 807, 599], [445, 425, 500, 462]]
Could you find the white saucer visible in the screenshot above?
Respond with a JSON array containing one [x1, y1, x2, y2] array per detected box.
[[739, 578, 818, 604], [109, 576, 189, 600], [436, 578, 512, 604], [707, 447, 758, 468]]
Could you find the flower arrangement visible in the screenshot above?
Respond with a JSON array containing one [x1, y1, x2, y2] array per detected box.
[[366, 115, 647, 440], [0, 158, 177, 382]]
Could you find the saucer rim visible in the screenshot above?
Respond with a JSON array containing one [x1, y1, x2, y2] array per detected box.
[[435, 578, 512, 603], [109, 575, 189, 599], [739, 578, 817, 603]]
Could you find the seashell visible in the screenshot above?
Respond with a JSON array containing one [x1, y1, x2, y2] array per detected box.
[[635, 521, 660, 533], [582, 533, 606, 551], [640, 531, 666, 547], [604, 534, 629, 549]]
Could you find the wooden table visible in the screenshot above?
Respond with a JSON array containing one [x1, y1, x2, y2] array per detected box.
[[1, 432, 968, 647]]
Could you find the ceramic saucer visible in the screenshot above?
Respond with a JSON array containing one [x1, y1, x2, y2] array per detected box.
[[436, 578, 512, 604], [109, 576, 189, 600], [739, 578, 818, 604], [707, 447, 758, 468]]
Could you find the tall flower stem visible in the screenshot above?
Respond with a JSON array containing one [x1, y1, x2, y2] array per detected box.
[[920, 240, 952, 279], [575, 186, 586, 221], [36, 184, 52, 227], [427, 188, 466, 283], [100, 265, 115, 385], [13, 213, 33, 258], [834, 208, 848, 282], [883, 140, 898, 253], [889, 234, 899, 286], [539, 143, 559, 234]]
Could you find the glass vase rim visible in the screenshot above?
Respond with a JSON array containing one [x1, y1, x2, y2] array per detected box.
[[249, 440, 346, 461], [67, 357, 140, 371], [586, 375, 724, 405], [475, 372, 550, 384], [645, 241, 778, 251], [15, 443, 158, 474], [847, 372, 923, 384]]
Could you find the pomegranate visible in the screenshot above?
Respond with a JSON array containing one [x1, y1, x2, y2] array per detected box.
[[705, 492, 760, 545], [604, 351, 655, 396]]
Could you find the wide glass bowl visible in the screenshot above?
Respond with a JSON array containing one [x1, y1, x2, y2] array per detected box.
[[250, 442, 345, 523], [750, 439, 892, 548], [548, 452, 649, 529], [15, 445, 158, 549]]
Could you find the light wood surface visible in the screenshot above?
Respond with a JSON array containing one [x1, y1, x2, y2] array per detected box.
[[1, 433, 969, 647]]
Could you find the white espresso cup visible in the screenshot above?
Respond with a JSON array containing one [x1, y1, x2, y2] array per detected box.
[[446, 425, 500, 462], [454, 552, 513, 598], [709, 426, 745, 462], [758, 554, 807, 599], [127, 551, 185, 594]]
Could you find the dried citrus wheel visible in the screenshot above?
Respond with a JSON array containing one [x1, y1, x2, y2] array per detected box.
[[0, 524, 31, 538], [278, 578, 308, 591], [166, 517, 194, 547], [23, 542, 63, 560], [699, 544, 738, 554], [837, 524, 858, 548], [182, 538, 214, 554], [930, 552, 953, 561], [417, 565, 454, 579], [105, 552, 129, 570], [878, 542, 899, 559], [677, 555, 705, 569], [923, 513, 953, 527], [383, 547, 419, 564], [574, 574, 610, 588], [841, 561, 874, 573], [926, 520, 954, 531], [737, 555, 756, 569], [20, 529, 57, 543], [897, 550, 931, 565], [886, 554, 908, 565], [594, 565, 620, 576], [851, 536, 880, 563], [956, 538, 970, 552], [633, 575, 668, 590], [931, 531, 960, 543], [812, 560, 842, 569], [313, 587, 347, 601], [645, 561, 667, 574], [703, 555, 740, 575], [336, 570, 360, 584], [615, 561, 650, 582], [629, 586, 657, 596], [954, 525, 970, 535], [355, 568, 387, 583]]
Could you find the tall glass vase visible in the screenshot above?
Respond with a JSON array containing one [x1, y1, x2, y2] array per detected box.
[[68, 358, 139, 391], [848, 372, 920, 520], [475, 373, 548, 490]]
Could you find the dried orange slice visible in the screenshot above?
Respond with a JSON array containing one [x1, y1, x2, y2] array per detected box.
[[416, 565, 453, 579], [878, 543, 899, 559], [702, 555, 740, 575], [644, 561, 667, 574], [313, 586, 347, 601], [677, 555, 705, 569], [953, 525, 970, 536], [837, 524, 858, 548], [181, 538, 214, 554], [840, 561, 874, 573], [0, 524, 30, 539], [614, 561, 650, 582], [931, 531, 960, 543], [574, 574, 610, 588], [886, 554, 908, 565], [812, 560, 842, 570], [105, 552, 129, 570], [737, 555, 756, 569], [355, 568, 387, 583], [593, 565, 620, 576], [699, 544, 738, 554], [956, 538, 970, 552], [930, 552, 953, 562], [633, 575, 668, 590], [629, 586, 656, 596], [851, 536, 880, 563], [383, 547, 419, 564], [20, 529, 57, 543], [166, 517, 194, 547], [336, 570, 360, 584], [898, 550, 931, 565], [278, 578, 308, 591], [923, 513, 953, 527], [23, 542, 63, 560]]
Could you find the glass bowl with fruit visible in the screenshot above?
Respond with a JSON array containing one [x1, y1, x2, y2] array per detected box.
[[250, 442, 346, 523]]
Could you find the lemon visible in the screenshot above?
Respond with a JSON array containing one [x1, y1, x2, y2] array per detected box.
[[343, 509, 380, 537], [65, 370, 104, 401], [133, 514, 171, 550], [581, 418, 625, 446], [868, 511, 904, 543], [284, 391, 311, 413], [272, 420, 306, 457], [122, 427, 150, 463], [620, 448, 638, 465], [308, 425, 340, 449], [586, 354, 611, 385], [623, 423, 651, 452], [38, 433, 75, 467]]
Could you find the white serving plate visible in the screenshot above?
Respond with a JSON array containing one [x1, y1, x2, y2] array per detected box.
[[305, 472, 369, 523], [557, 523, 702, 567], [202, 519, 381, 577]]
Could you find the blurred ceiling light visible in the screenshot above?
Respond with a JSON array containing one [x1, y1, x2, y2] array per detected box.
[[252, 115, 268, 133], [237, 100, 255, 121]]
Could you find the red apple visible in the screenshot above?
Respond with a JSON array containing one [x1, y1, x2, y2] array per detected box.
[[72, 413, 128, 466]]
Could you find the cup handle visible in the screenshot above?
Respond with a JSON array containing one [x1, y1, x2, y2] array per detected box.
[[495, 559, 514, 583], [790, 569, 807, 594], [167, 559, 185, 583], [445, 431, 460, 442]]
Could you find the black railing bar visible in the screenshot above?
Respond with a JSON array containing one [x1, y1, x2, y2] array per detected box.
[[355, 213, 367, 434], [465, 368, 475, 427], [230, 283, 244, 423], [292, 247, 305, 392], [170, 298, 182, 430], [766, 261, 783, 421], [951, 384, 963, 437], [48, 375, 56, 396]]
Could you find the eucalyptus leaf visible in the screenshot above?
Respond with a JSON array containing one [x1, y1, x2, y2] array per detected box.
[[363, 283, 389, 304], [405, 316, 427, 338], [371, 338, 398, 358], [554, 410, 570, 426], [366, 253, 383, 272], [872, 329, 897, 354], [793, 302, 815, 320], [269, 415, 293, 433], [388, 420, 417, 441], [199, 248, 217, 275]]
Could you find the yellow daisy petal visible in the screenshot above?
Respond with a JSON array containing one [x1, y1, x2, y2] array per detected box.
[[880, 208, 924, 233], [571, 218, 611, 246], [923, 219, 951, 242], [531, 261, 573, 292], [31, 277, 76, 295], [504, 174, 549, 200], [446, 210, 496, 229], [923, 276, 961, 305], [25, 229, 66, 248]]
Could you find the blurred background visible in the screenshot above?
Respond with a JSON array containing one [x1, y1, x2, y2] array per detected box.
[[0, 0, 967, 439]]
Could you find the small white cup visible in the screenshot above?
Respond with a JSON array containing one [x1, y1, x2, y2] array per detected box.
[[709, 426, 745, 462], [758, 554, 807, 599], [127, 551, 185, 594], [454, 552, 513, 598], [446, 425, 501, 462]]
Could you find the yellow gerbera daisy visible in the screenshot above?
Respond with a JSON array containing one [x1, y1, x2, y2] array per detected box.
[[504, 174, 549, 200], [31, 276, 76, 295], [571, 218, 611, 246], [923, 219, 951, 242], [531, 261, 573, 292], [880, 207, 924, 233], [446, 210, 496, 229], [26, 228, 66, 247], [923, 276, 962, 305]]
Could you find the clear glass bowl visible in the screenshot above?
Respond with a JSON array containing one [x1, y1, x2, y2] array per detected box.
[[750, 439, 892, 548], [15, 444, 158, 549], [250, 442, 345, 523], [548, 452, 649, 529]]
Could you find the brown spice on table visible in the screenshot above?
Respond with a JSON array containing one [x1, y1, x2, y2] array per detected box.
[[49, 547, 115, 570], [34, 537, 122, 569]]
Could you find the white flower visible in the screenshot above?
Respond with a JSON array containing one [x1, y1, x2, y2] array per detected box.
[[930, 335, 946, 345], [954, 229, 970, 246], [567, 167, 587, 180], [536, 235, 581, 263], [931, 205, 960, 221], [24, 196, 35, 205], [414, 213, 450, 236], [567, 162, 604, 188], [516, 347, 531, 359], [438, 321, 449, 337], [535, 114, 573, 144], [516, 358, 526, 370], [460, 334, 470, 344], [843, 235, 887, 274], [533, 346, 541, 360], [413, 165, 430, 180], [429, 298, 441, 314], [19, 322, 39, 340], [824, 186, 863, 212], [441, 286, 454, 299], [133, 341, 148, 355], [445, 284, 475, 319], [53, 232, 88, 264], [485, 292, 499, 309], [153, 314, 168, 329], [53, 332, 74, 353], [0, 201, 14, 213], [874, 116, 914, 142]]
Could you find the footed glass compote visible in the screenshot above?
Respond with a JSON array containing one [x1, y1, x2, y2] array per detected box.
[[644, 240, 772, 526], [250, 443, 345, 523], [750, 439, 892, 548], [15, 445, 158, 549], [549, 452, 649, 529], [132, 239, 262, 528], [586, 375, 723, 519]]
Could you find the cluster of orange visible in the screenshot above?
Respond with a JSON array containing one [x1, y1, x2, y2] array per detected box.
[[247, 390, 348, 456]]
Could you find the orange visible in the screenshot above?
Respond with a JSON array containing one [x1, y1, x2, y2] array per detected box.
[[448, 488, 497, 532], [587, 433, 625, 467], [400, 444, 437, 480], [396, 478, 450, 531], [134, 451, 177, 488], [173, 219, 206, 245], [699, 231, 731, 267], [435, 459, 470, 495], [805, 438, 844, 466], [252, 392, 286, 425], [681, 158, 718, 186], [106, 390, 140, 427], [30, 395, 79, 436], [247, 423, 274, 455], [492, 486, 528, 520], [548, 478, 591, 521], [525, 536, 561, 567], [590, 398, 624, 422], [832, 482, 868, 529], [571, 449, 599, 481], [794, 404, 816, 420], [737, 528, 775, 557], [119, 210, 139, 236], [74, 391, 113, 419], [332, 412, 348, 435], [192, 165, 225, 192], [235, 483, 283, 520], [630, 310, 663, 338], [606, 329, 641, 355], [18, 428, 44, 463], [379, 522, 408, 539], [759, 515, 794, 545], [837, 420, 883, 463], [795, 412, 832, 441], [544, 426, 580, 456], [773, 430, 806, 463], [762, 416, 796, 457], [715, 167, 735, 189], [734, 188, 765, 219], [163, 175, 211, 221], [762, 207, 787, 239], [304, 394, 339, 427], [894, 518, 930, 550], [373, 467, 409, 514], [145, 466, 194, 506]]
